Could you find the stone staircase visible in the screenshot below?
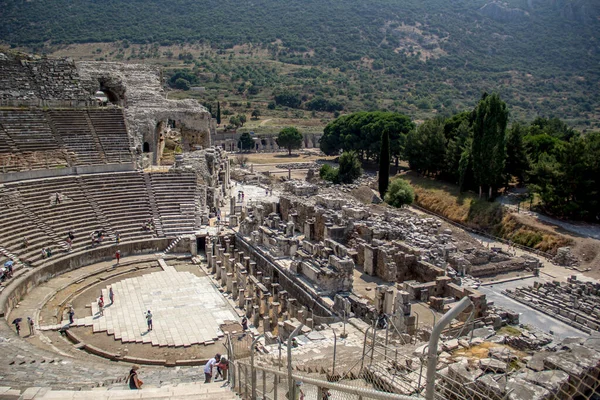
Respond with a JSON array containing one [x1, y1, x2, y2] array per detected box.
[[84, 112, 108, 164], [75, 176, 115, 240], [158, 235, 190, 257], [148, 172, 198, 236], [4, 190, 68, 254], [0, 382, 239, 399], [143, 173, 165, 237]]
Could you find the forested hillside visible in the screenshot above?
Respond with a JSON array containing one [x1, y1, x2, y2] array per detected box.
[[2, 0, 599, 125]]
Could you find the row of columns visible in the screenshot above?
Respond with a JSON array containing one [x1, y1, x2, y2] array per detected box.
[[206, 235, 314, 340]]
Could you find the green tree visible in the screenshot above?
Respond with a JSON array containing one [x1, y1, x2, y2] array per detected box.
[[174, 78, 190, 90], [274, 91, 302, 108], [378, 130, 390, 197], [443, 121, 472, 183], [251, 109, 261, 120], [471, 93, 508, 199], [238, 132, 254, 151], [237, 114, 247, 127], [384, 178, 415, 207], [505, 123, 530, 185], [338, 151, 362, 184], [405, 118, 446, 176], [216, 102, 221, 125], [277, 127, 303, 155]]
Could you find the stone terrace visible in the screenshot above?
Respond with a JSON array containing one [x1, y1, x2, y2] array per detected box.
[[0, 109, 133, 172], [0, 171, 204, 267], [0, 56, 93, 107], [505, 276, 600, 334]]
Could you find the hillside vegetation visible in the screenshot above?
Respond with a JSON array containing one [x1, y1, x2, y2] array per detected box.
[[2, 0, 599, 127]]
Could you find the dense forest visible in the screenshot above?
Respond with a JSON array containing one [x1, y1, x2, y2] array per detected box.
[[320, 94, 600, 222], [1, 0, 599, 126]]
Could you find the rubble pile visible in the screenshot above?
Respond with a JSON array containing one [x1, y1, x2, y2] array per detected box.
[[553, 246, 580, 267], [504, 276, 600, 333]]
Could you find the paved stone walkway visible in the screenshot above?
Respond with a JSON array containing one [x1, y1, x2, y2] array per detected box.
[[42, 259, 238, 347]]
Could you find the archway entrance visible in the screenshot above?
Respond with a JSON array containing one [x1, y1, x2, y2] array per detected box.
[[143, 142, 150, 153]]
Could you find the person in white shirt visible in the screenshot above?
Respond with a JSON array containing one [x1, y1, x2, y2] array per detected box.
[[204, 353, 221, 383]]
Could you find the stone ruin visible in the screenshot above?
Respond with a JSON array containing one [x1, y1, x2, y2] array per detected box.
[[0, 52, 216, 168], [77, 61, 215, 164], [505, 275, 600, 334], [553, 246, 580, 267]]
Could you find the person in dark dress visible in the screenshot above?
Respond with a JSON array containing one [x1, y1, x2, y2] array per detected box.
[[127, 365, 143, 389]]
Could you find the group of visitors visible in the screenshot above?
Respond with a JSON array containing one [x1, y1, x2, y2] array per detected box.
[[12, 316, 35, 337], [237, 191, 245, 202], [141, 219, 155, 232], [1, 263, 13, 281], [97, 287, 115, 317], [203, 353, 229, 383], [40, 247, 52, 259], [90, 229, 105, 247]]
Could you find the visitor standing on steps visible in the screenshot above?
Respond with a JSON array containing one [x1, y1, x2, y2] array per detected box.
[[68, 306, 75, 324], [146, 310, 153, 331], [115, 250, 121, 265], [98, 295, 104, 316], [109, 286, 114, 305], [126, 365, 143, 389], [204, 353, 221, 383]]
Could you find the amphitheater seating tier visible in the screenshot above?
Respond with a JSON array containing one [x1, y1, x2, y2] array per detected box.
[[0, 109, 132, 172], [82, 172, 155, 242], [149, 173, 198, 236], [0, 172, 199, 268], [88, 109, 133, 163], [47, 111, 103, 165]]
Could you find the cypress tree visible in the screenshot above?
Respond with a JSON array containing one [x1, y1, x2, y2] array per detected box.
[[379, 129, 390, 198], [216, 102, 221, 125]]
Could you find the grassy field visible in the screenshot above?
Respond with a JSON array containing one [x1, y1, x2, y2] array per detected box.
[[397, 171, 572, 254]]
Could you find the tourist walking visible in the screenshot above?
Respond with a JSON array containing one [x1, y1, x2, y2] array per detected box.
[[109, 287, 114, 304], [66, 237, 72, 252], [126, 365, 143, 390], [241, 316, 248, 331], [68, 306, 75, 324], [68, 230, 75, 241], [204, 354, 221, 383], [13, 319, 21, 336], [55, 193, 61, 205], [146, 310, 153, 331], [27, 317, 34, 336], [115, 250, 121, 265], [115, 231, 121, 244], [98, 296, 104, 316]]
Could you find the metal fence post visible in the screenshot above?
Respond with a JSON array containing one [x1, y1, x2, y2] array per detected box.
[[332, 327, 337, 376], [425, 296, 473, 400], [288, 323, 304, 400], [251, 334, 265, 400]]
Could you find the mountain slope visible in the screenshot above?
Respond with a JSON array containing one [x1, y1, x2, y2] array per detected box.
[[1, 0, 599, 124]]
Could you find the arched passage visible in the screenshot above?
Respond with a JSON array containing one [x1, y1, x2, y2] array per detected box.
[[143, 142, 150, 153]]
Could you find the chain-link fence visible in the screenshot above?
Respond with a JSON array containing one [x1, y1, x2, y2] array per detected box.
[[234, 361, 418, 400], [226, 299, 600, 400]]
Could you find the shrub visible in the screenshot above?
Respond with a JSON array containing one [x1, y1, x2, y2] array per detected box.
[[385, 178, 415, 207], [319, 164, 339, 183]]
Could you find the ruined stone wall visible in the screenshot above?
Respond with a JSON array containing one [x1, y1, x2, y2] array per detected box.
[[234, 233, 332, 317], [76, 62, 212, 163], [0, 54, 95, 107]]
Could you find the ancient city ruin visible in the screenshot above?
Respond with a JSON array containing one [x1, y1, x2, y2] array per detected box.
[[1, 52, 600, 400]]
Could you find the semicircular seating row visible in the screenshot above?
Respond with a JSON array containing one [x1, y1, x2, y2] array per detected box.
[[0, 171, 202, 271]]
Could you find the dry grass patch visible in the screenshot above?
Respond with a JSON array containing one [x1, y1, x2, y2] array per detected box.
[[400, 171, 571, 254]]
